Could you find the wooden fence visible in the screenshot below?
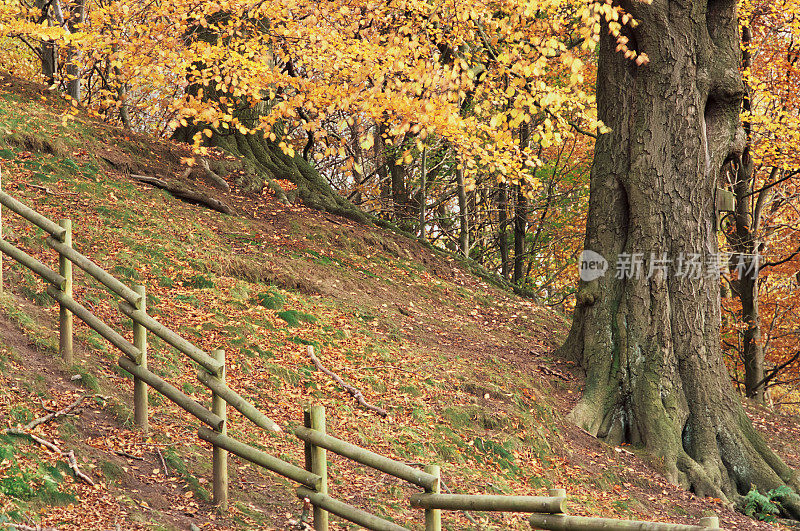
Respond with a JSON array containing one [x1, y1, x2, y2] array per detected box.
[[0, 183, 724, 530]]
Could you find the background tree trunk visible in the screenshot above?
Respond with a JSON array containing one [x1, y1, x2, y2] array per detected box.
[[728, 23, 765, 403], [513, 185, 526, 284], [35, 0, 57, 86], [65, 0, 85, 102], [456, 165, 469, 258], [419, 146, 427, 238], [498, 181, 510, 279], [514, 122, 530, 285], [730, 152, 765, 402], [558, 0, 800, 512]]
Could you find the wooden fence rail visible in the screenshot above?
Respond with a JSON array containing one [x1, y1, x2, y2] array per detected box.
[[0, 185, 726, 531], [118, 300, 222, 375], [294, 426, 438, 490], [529, 514, 721, 531]]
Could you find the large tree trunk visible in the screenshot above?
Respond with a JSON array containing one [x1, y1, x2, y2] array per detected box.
[[558, 0, 800, 512]]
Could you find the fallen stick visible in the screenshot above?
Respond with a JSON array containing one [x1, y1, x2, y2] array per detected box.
[[114, 450, 144, 460], [66, 450, 95, 486], [5, 429, 95, 486], [3, 523, 58, 531], [306, 346, 388, 417], [26, 393, 91, 431], [156, 447, 169, 476], [4, 394, 98, 486]]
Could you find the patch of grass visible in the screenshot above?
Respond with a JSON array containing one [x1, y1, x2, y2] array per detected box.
[[174, 293, 200, 307], [0, 438, 75, 505], [97, 460, 125, 487], [277, 309, 317, 327], [264, 362, 303, 387], [230, 281, 250, 301], [182, 273, 215, 289], [253, 288, 285, 310], [471, 437, 521, 476], [9, 405, 32, 425], [112, 264, 141, 281], [57, 421, 77, 439], [162, 446, 210, 502], [397, 384, 421, 397], [71, 367, 100, 392]]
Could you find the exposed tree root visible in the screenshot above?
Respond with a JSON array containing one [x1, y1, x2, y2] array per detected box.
[[131, 174, 235, 215]]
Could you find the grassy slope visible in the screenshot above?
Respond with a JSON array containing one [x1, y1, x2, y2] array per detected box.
[[0, 71, 792, 530]]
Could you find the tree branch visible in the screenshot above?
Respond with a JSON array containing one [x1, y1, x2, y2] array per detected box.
[[306, 346, 388, 417]]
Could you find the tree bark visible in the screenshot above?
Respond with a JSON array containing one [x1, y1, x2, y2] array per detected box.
[[513, 185, 526, 284], [65, 0, 85, 102], [456, 164, 469, 258], [730, 151, 765, 403], [514, 122, 530, 284], [558, 0, 800, 512], [419, 146, 427, 238], [498, 181, 510, 279], [728, 23, 765, 403], [35, 0, 58, 85]]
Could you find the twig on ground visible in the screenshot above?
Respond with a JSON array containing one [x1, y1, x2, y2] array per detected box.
[[26, 392, 91, 431], [114, 450, 144, 460], [306, 346, 388, 417], [66, 450, 95, 485], [38, 397, 56, 414], [3, 393, 98, 486], [5, 429, 95, 486], [3, 523, 59, 531], [537, 364, 570, 381], [26, 183, 77, 196], [156, 447, 169, 476]]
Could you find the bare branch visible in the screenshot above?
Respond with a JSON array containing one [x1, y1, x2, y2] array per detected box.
[[306, 346, 388, 417]]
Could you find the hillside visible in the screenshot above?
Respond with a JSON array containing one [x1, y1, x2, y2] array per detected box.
[[0, 71, 795, 530]]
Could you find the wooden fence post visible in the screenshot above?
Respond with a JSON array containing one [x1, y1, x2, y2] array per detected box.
[[548, 488, 566, 500], [699, 515, 719, 528], [211, 348, 228, 511], [305, 405, 328, 531], [132, 284, 148, 432], [424, 464, 441, 531], [58, 219, 73, 365]]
